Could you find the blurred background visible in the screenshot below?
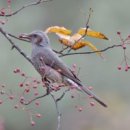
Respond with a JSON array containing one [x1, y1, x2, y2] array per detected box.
[[0, 0, 130, 130]]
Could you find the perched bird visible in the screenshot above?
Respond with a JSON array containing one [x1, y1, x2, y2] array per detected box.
[[21, 30, 107, 107]]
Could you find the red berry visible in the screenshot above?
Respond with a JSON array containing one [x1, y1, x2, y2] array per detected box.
[[117, 31, 121, 35], [13, 68, 20, 73], [7, 0, 11, 3], [128, 65, 130, 69], [78, 107, 83, 112], [0, 8, 5, 16], [14, 104, 19, 109], [122, 45, 126, 49], [0, 99, 3, 104], [90, 101, 95, 106], [125, 67, 128, 72], [88, 86, 93, 90], [34, 92, 39, 96], [31, 121, 35, 126], [35, 113, 42, 118], [21, 73, 25, 77], [9, 95, 14, 100], [19, 83, 23, 87], [117, 65, 122, 70], [35, 101, 40, 106], [20, 96, 24, 101], [25, 88, 30, 93]]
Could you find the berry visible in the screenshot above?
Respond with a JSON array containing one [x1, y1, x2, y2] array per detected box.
[[90, 101, 95, 106], [78, 107, 83, 112], [31, 121, 36, 126], [117, 65, 122, 70], [14, 104, 19, 109], [13, 68, 20, 73], [21, 73, 25, 77], [122, 45, 126, 49], [35, 113, 42, 118], [117, 31, 121, 35], [9, 95, 14, 100], [88, 86, 93, 90], [0, 99, 3, 104], [35, 101, 40, 106], [19, 83, 23, 87]]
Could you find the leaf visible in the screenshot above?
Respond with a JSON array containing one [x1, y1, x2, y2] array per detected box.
[[56, 33, 101, 56], [72, 41, 101, 56], [56, 33, 82, 45], [78, 28, 109, 40], [45, 26, 72, 35]]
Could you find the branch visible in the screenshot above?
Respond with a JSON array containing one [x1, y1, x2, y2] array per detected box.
[[68, 8, 93, 52], [59, 44, 122, 57], [50, 89, 70, 130], [0, 0, 52, 17], [0, 27, 33, 64], [23, 87, 50, 105], [50, 93, 61, 130], [56, 88, 70, 102]]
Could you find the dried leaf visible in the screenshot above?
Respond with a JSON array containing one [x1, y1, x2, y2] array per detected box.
[[72, 41, 101, 56], [45, 26, 72, 35], [78, 28, 109, 40], [56, 33, 101, 56]]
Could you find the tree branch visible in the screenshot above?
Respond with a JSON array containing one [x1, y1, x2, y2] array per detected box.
[[67, 8, 93, 52], [0, 27, 33, 64], [0, 0, 52, 17], [59, 44, 122, 57], [50, 93, 62, 130], [23, 87, 50, 105]]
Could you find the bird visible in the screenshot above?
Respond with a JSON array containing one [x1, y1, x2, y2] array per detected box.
[[21, 30, 107, 107]]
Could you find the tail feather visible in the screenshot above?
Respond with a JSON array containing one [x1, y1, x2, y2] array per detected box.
[[66, 78, 107, 107], [80, 86, 107, 107]]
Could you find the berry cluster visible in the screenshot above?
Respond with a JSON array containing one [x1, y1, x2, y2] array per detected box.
[[117, 32, 130, 71], [0, 0, 12, 24], [0, 67, 96, 126], [0, 68, 43, 126]]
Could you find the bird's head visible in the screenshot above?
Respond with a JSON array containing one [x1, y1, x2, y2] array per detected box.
[[20, 31, 50, 47]]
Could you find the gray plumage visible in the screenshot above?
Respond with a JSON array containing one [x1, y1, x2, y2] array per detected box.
[[22, 30, 107, 107]]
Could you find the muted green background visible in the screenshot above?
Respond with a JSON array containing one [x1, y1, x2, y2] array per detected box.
[[0, 0, 130, 130]]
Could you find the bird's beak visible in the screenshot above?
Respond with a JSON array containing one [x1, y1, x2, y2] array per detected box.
[[19, 33, 31, 42]]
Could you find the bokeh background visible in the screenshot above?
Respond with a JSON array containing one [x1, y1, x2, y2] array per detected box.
[[0, 0, 130, 130]]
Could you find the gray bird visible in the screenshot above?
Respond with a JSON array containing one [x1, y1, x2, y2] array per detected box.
[[21, 30, 107, 107]]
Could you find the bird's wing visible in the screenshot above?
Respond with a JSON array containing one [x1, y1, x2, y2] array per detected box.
[[40, 47, 82, 86]]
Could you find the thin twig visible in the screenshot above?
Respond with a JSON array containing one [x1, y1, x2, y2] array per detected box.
[[0, 0, 52, 17], [68, 8, 93, 52], [56, 88, 70, 102], [23, 87, 50, 105], [59, 44, 122, 57]]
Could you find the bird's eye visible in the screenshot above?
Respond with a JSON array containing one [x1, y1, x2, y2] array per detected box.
[[33, 34, 37, 38]]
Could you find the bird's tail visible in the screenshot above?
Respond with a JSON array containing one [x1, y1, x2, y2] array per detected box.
[[66, 79, 107, 107], [80, 86, 107, 107]]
